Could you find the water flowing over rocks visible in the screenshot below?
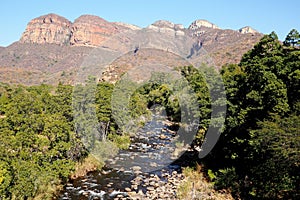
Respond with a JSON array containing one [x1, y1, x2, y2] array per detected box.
[[60, 109, 194, 200]]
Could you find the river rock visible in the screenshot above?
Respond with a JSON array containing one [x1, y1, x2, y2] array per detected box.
[[131, 184, 138, 190], [147, 186, 155, 191], [133, 170, 142, 175], [159, 134, 167, 140], [132, 166, 141, 171], [150, 162, 158, 167], [168, 129, 177, 135], [82, 191, 89, 196], [149, 181, 155, 186]]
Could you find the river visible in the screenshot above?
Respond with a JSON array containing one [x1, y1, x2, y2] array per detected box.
[[59, 109, 195, 200]]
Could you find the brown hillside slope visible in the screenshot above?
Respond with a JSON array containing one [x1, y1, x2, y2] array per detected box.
[[0, 14, 263, 85]]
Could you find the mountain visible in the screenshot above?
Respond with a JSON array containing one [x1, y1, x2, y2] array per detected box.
[[20, 13, 72, 45], [0, 13, 263, 85], [188, 20, 261, 65], [19, 13, 137, 47], [0, 42, 93, 85]]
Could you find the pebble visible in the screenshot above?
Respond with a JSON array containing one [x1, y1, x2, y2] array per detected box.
[[127, 169, 185, 200], [150, 162, 157, 167], [159, 134, 167, 140], [146, 186, 155, 191], [132, 166, 141, 171]]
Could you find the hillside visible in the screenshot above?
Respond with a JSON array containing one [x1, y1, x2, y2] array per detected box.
[[0, 14, 263, 85], [0, 42, 93, 85]]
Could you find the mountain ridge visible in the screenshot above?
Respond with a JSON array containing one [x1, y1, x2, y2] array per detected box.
[[19, 13, 260, 46], [0, 13, 263, 85]]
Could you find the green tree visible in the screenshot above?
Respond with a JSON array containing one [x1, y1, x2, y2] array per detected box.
[[283, 41, 300, 113], [95, 82, 116, 140], [0, 84, 84, 199], [284, 29, 300, 47], [211, 32, 298, 199], [248, 115, 300, 199]]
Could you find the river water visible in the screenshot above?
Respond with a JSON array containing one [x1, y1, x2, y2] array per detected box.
[[59, 110, 191, 200]]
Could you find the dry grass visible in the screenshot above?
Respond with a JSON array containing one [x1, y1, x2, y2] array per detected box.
[[177, 164, 234, 200], [70, 154, 104, 179], [33, 180, 62, 200]]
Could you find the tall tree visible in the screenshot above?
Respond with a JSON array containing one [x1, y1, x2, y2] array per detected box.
[[212, 32, 296, 199], [284, 29, 300, 47]]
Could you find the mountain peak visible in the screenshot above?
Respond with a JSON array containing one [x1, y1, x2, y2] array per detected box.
[[70, 14, 121, 46], [151, 20, 174, 28], [147, 20, 185, 36], [73, 14, 108, 24], [238, 26, 259, 34], [20, 13, 72, 45], [114, 22, 141, 30], [35, 13, 71, 24], [149, 20, 184, 30], [189, 19, 219, 30], [19, 13, 129, 47]]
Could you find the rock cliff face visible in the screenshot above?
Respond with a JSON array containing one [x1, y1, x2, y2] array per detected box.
[[187, 20, 263, 67], [189, 19, 220, 30], [70, 15, 121, 46], [147, 20, 185, 36], [20, 13, 72, 45], [20, 13, 136, 46], [113, 22, 141, 31], [239, 26, 258, 34]]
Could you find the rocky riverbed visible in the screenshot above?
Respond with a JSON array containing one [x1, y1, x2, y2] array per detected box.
[[127, 168, 185, 200], [60, 110, 195, 200]]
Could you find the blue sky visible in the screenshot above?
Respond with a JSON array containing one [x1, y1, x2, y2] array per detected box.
[[1, 0, 299, 46]]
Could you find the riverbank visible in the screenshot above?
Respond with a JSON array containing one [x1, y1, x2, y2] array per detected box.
[[177, 165, 234, 200], [70, 155, 104, 179]]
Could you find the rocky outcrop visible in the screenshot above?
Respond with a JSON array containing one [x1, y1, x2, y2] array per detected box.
[[187, 20, 263, 67], [147, 20, 185, 36], [20, 14, 135, 47], [189, 19, 220, 30], [70, 15, 121, 46], [20, 13, 72, 45], [239, 26, 259, 34], [188, 19, 221, 39], [114, 22, 141, 31]]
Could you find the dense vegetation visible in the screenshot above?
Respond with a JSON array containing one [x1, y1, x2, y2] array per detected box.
[[206, 30, 300, 199], [0, 29, 299, 199], [0, 84, 81, 199], [0, 82, 142, 199]]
